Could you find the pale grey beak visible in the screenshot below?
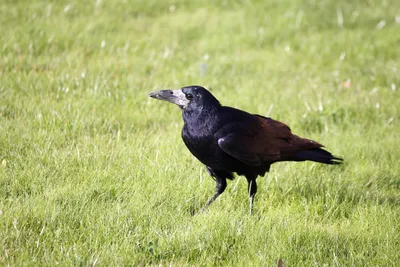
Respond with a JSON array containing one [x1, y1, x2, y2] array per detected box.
[[149, 89, 190, 109]]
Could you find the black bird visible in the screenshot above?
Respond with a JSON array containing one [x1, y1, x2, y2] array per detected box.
[[149, 85, 342, 214]]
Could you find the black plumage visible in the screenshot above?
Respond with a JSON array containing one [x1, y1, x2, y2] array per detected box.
[[149, 85, 342, 214]]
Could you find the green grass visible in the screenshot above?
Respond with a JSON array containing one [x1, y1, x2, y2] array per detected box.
[[1, 0, 399, 265]]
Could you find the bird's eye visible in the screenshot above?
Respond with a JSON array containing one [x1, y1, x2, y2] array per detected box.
[[185, 94, 194, 100]]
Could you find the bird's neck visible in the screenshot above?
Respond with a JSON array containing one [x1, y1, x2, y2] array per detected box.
[[182, 104, 221, 134]]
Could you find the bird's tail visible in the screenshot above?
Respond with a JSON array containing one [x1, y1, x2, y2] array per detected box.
[[294, 148, 343, 165]]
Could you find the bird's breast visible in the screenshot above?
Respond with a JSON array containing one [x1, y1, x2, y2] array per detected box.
[[182, 127, 219, 163]]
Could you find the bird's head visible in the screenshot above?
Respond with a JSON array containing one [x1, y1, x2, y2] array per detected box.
[[149, 85, 220, 112]]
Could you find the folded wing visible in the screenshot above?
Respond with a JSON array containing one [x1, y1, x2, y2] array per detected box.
[[217, 115, 325, 166]]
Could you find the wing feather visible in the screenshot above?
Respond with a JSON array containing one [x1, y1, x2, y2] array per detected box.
[[216, 115, 323, 165]]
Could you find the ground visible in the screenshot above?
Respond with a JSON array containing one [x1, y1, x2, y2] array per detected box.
[[0, 0, 399, 266]]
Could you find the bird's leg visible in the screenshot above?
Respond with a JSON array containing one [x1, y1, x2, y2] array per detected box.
[[200, 176, 227, 213], [247, 178, 257, 215]]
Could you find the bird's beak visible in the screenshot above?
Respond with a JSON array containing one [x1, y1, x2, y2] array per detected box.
[[149, 89, 190, 109]]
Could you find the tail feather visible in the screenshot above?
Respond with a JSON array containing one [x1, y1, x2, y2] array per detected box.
[[294, 148, 343, 165]]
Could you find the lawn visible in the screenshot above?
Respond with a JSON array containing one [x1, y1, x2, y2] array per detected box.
[[0, 0, 399, 266]]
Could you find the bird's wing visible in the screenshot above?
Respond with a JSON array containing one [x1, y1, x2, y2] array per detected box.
[[217, 134, 266, 166], [216, 115, 323, 166]]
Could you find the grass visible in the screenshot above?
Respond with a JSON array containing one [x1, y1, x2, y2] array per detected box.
[[1, 0, 399, 265]]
